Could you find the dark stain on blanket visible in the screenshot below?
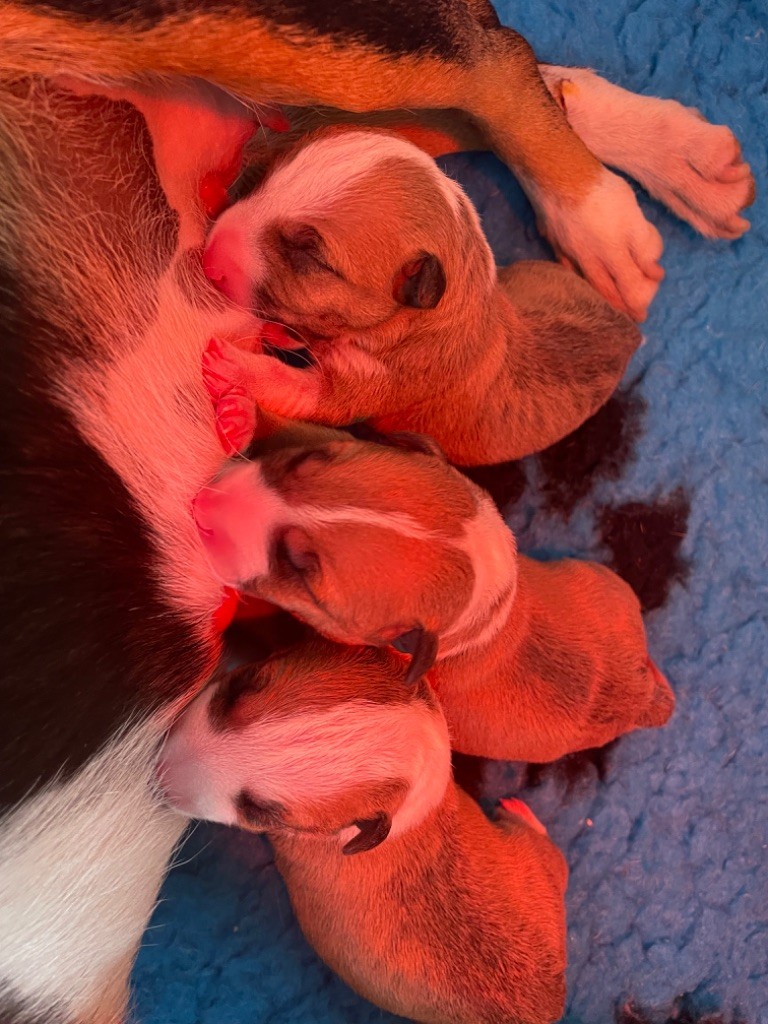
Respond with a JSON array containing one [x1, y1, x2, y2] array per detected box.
[[460, 459, 528, 512], [616, 990, 748, 1024], [537, 386, 647, 520], [598, 488, 690, 612], [523, 741, 618, 796]]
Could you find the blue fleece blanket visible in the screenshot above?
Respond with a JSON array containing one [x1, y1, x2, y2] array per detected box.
[[131, 2, 768, 1021]]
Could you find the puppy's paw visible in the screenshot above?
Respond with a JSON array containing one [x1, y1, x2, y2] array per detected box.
[[214, 387, 256, 455], [244, 355, 323, 420], [637, 113, 754, 239], [202, 337, 248, 402], [498, 798, 548, 836], [538, 169, 664, 322]]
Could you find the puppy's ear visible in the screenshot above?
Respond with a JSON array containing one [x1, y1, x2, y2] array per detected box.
[[393, 254, 446, 309], [345, 422, 446, 462], [392, 626, 439, 684], [342, 811, 392, 855]]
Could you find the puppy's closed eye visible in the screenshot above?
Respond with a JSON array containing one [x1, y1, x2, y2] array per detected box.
[[273, 527, 320, 584], [235, 791, 285, 830], [280, 224, 337, 276]]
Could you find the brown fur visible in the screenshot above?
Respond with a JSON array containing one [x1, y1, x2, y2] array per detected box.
[[275, 785, 567, 1024], [167, 641, 569, 1024], [210, 421, 672, 760], [208, 126, 641, 465], [0, 3, 601, 204], [435, 554, 675, 762], [199, 416, 495, 649]]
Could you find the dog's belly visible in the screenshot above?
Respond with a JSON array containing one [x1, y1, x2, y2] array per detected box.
[[0, 78, 253, 1021]]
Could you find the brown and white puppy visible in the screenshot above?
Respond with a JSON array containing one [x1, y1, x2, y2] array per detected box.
[[194, 420, 673, 759], [193, 413, 518, 675], [201, 128, 642, 466], [159, 641, 569, 1024]]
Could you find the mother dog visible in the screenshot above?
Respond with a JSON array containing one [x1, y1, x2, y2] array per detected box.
[[0, 2, 753, 1021]]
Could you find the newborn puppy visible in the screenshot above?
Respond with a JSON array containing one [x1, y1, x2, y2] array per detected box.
[[195, 415, 673, 759], [201, 129, 641, 466], [192, 412, 518, 677], [159, 641, 568, 1024]]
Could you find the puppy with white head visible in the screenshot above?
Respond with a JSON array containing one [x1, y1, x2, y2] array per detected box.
[[159, 640, 569, 1024], [195, 414, 674, 760], [201, 128, 641, 466]]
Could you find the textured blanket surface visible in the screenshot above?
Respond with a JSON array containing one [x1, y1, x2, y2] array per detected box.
[[132, 2, 768, 1021]]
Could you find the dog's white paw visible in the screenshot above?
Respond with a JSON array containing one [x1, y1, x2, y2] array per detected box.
[[636, 112, 755, 240], [552, 71, 756, 242], [538, 168, 664, 323]]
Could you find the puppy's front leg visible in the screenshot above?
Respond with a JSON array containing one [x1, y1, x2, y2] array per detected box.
[[202, 338, 324, 453]]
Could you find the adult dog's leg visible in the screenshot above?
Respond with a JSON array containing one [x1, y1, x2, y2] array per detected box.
[[1, 0, 660, 319], [539, 65, 755, 241]]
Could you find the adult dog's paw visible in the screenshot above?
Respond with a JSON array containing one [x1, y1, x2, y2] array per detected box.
[[538, 169, 664, 323]]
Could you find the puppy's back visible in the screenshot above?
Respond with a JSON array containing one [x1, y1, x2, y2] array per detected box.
[[275, 783, 567, 1024]]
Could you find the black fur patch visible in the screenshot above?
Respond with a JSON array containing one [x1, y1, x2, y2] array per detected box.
[[524, 741, 618, 796], [598, 489, 690, 612], [17, 0, 166, 25], [23, 0, 473, 58], [538, 387, 646, 520], [0, 266, 210, 809]]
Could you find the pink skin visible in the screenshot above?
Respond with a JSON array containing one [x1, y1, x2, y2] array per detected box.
[[499, 799, 548, 836], [202, 226, 254, 304], [198, 102, 289, 221], [202, 337, 259, 455], [192, 485, 244, 585], [202, 334, 319, 455]]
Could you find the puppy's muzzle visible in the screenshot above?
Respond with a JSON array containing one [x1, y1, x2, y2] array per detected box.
[[203, 226, 253, 306]]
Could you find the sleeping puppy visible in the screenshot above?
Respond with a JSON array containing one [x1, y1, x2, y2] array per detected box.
[[194, 413, 674, 759], [201, 128, 642, 466], [158, 640, 569, 1024]]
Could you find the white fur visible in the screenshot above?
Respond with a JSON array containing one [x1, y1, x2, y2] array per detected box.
[[540, 65, 753, 240], [161, 687, 451, 840], [0, 79, 238, 1017], [441, 494, 518, 657], [208, 131, 465, 288], [0, 720, 186, 1020]]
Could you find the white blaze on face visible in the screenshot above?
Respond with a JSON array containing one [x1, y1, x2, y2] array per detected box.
[[441, 492, 518, 656], [159, 686, 452, 839], [204, 131, 465, 303]]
